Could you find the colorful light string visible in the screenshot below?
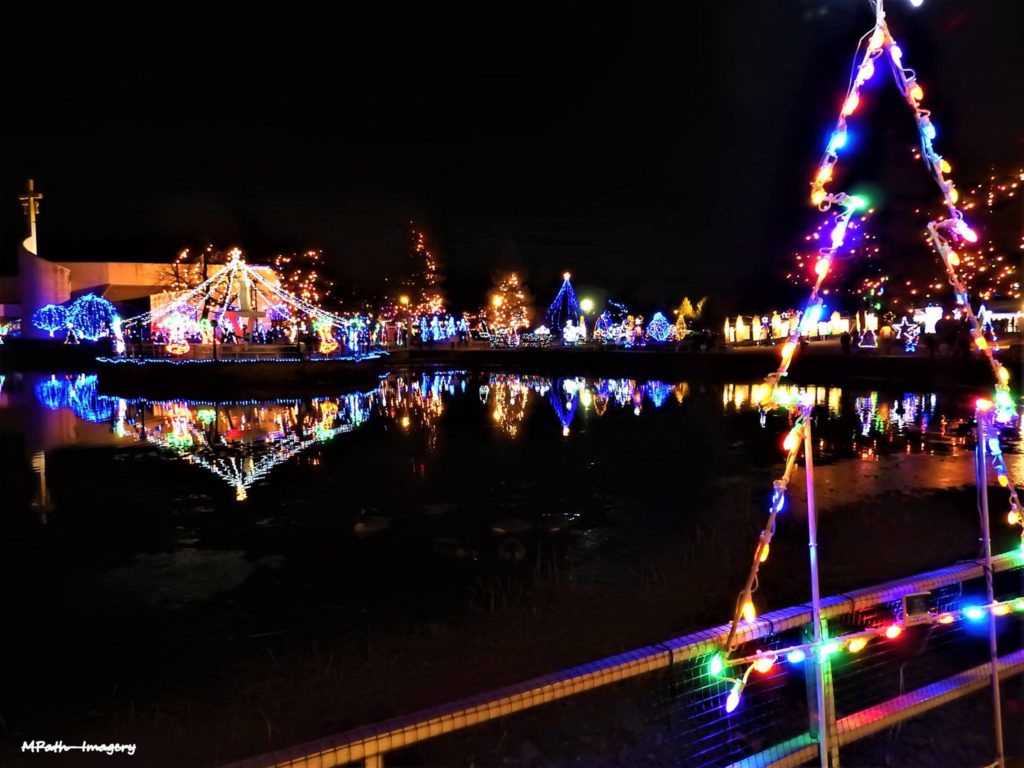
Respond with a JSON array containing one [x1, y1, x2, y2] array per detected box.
[[713, 594, 1024, 714]]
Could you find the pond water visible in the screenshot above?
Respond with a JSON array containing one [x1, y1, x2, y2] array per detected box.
[[0, 368, 1019, 765]]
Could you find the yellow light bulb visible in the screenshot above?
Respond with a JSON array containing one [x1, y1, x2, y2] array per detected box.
[[759, 542, 770, 563], [752, 654, 776, 674], [994, 604, 1010, 616], [781, 341, 796, 363], [949, 187, 959, 204], [811, 188, 827, 206], [815, 259, 831, 278], [848, 637, 868, 653], [1008, 510, 1020, 526], [998, 475, 1009, 488], [947, 252, 960, 267], [816, 165, 833, 184], [976, 336, 989, 351], [909, 83, 924, 102], [939, 158, 952, 174], [742, 600, 756, 623]]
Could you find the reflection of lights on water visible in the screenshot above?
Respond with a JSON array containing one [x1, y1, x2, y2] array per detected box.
[[39, 370, 1003, 495]]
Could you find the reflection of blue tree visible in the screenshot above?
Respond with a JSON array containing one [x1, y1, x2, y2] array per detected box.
[[544, 274, 582, 331], [35, 377, 66, 410], [35, 374, 116, 422], [644, 381, 672, 408], [549, 378, 580, 434]]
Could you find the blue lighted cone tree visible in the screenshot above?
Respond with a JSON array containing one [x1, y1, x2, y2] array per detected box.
[[544, 272, 582, 332]]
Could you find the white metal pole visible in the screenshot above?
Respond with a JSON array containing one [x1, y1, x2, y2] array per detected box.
[[804, 417, 831, 768], [976, 416, 1005, 768]]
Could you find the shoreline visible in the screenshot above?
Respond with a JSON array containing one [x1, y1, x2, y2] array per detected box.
[[2, 338, 1011, 399]]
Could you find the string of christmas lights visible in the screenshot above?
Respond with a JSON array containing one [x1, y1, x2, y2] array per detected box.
[[711, 594, 1024, 713]]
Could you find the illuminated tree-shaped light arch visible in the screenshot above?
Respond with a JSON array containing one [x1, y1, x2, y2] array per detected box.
[[711, 0, 1024, 720]]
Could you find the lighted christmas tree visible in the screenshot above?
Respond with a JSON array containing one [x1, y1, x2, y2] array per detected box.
[[673, 296, 706, 336], [487, 272, 531, 331], [404, 225, 446, 318], [787, 163, 1023, 310], [544, 272, 582, 332], [273, 250, 336, 310], [645, 312, 672, 342], [922, 164, 1023, 303], [31, 304, 69, 337], [162, 245, 225, 291]]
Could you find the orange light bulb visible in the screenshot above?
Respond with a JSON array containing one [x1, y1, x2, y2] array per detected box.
[[842, 92, 860, 116], [783, 427, 801, 452], [884, 624, 903, 640], [909, 83, 924, 102]]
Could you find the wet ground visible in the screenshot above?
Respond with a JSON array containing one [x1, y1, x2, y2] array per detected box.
[[0, 369, 1020, 766]]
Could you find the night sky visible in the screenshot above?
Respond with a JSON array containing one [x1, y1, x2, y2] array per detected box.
[[2, 1, 1022, 312]]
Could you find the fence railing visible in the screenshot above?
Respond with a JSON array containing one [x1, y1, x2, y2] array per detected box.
[[225, 551, 1024, 768]]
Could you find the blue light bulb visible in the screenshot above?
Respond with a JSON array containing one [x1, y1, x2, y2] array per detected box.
[[965, 606, 985, 622], [828, 130, 848, 154]]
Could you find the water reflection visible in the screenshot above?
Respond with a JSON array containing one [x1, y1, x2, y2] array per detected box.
[[8, 371, 1016, 506]]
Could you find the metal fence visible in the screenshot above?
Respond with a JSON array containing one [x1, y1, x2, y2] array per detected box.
[[225, 552, 1024, 768]]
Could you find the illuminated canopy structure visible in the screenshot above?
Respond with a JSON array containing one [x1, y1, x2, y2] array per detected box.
[[122, 249, 358, 356]]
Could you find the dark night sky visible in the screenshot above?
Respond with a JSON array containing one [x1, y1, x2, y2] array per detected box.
[[2, 1, 1022, 312]]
